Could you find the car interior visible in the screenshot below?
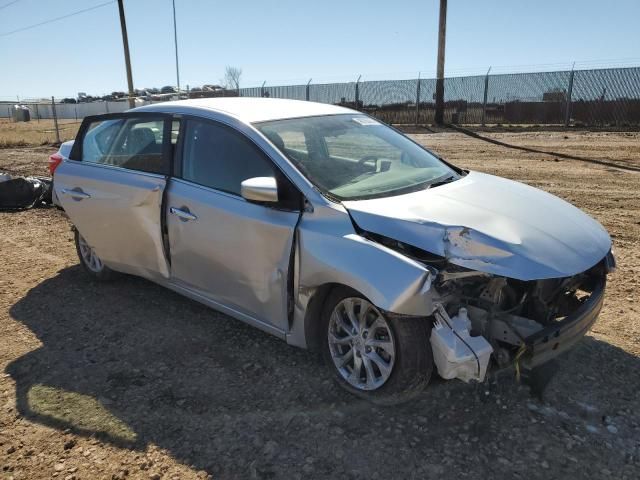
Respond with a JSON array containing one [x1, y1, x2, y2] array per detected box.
[[262, 129, 373, 191]]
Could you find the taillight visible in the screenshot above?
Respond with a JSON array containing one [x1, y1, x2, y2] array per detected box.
[[48, 153, 63, 175]]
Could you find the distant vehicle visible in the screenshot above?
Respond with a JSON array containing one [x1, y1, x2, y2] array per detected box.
[[202, 84, 224, 92], [48, 98, 614, 403], [160, 86, 177, 94]]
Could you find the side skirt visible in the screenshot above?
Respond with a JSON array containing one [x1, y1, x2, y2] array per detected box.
[[160, 279, 287, 340]]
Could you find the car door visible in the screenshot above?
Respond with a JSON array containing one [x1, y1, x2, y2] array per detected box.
[[54, 112, 174, 281], [166, 117, 301, 333]]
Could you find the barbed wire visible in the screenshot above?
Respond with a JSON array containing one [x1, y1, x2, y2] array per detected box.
[[3, 60, 636, 100], [2, 65, 639, 127]]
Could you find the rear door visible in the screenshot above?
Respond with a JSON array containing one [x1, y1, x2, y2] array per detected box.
[[54, 112, 174, 281]]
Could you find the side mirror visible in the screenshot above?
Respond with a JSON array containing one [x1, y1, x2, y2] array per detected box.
[[240, 177, 279, 203]]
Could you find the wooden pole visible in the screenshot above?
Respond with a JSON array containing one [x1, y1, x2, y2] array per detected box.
[[434, 0, 447, 125], [481, 67, 491, 126], [117, 0, 135, 109], [51, 97, 61, 144], [172, 0, 181, 94], [564, 63, 575, 127]]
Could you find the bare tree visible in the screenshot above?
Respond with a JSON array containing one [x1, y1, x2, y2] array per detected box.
[[222, 66, 242, 92]]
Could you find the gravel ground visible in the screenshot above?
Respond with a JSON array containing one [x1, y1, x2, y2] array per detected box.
[[1, 130, 639, 480]]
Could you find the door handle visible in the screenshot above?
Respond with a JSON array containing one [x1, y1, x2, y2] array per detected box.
[[61, 188, 91, 200], [170, 207, 197, 221]]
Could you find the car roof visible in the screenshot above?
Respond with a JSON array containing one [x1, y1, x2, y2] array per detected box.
[[134, 97, 356, 123]]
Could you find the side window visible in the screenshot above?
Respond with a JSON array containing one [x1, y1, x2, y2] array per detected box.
[[81, 117, 169, 174], [182, 120, 275, 196]]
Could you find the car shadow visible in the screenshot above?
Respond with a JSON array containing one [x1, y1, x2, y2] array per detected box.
[[6, 266, 640, 478]]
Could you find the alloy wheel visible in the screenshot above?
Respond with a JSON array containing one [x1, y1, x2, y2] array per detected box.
[[327, 297, 396, 391], [78, 233, 104, 273]]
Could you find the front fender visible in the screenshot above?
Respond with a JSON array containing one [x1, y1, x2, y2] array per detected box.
[[286, 204, 436, 348], [300, 232, 435, 314]]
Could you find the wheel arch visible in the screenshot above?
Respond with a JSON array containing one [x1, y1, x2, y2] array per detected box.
[[302, 282, 356, 352]]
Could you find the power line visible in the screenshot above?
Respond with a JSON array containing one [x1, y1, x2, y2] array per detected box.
[[0, 0, 115, 38], [0, 0, 21, 11]]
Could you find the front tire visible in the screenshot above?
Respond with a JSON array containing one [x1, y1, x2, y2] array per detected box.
[[74, 228, 116, 281], [321, 287, 433, 404]]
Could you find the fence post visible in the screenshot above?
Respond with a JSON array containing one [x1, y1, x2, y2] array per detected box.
[[51, 97, 61, 144], [261, 81, 266, 98], [415, 72, 421, 126], [564, 63, 575, 127], [355, 75, 361, 110], [306, 78, 312, 101], [481, 67, 491, 126], [35, 103, 39, 122]]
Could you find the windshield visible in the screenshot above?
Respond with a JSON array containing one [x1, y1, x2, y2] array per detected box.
[[255, 114, 457, 200]]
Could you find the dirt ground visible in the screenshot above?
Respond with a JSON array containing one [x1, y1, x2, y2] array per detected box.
[[1, 130, 639, 480]]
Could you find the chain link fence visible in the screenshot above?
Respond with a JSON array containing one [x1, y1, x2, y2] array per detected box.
[[2, 66, 639, 144], [244, 66, 640, 126]]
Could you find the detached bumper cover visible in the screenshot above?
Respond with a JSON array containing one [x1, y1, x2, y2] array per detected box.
[[522, 277, 606, 369]]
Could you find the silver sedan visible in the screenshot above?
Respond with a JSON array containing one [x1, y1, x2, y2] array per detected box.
[[51, 98, 614, 403]]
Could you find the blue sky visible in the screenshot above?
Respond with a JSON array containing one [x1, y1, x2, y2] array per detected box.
[[1, 0, 639, 99]]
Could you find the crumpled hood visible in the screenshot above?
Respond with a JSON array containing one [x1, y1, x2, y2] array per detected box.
[[343, 171, 611, 280]]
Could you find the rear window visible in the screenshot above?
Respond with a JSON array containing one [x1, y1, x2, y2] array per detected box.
[[80, 117, 169, 175]]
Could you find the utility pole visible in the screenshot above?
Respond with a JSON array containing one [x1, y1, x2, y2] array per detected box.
[[564, 62, 575, 127], [481, 67, 491, 126], [117, 0, 135, 109], [434, 0, 447, 125], [172, 0, 181, 94]]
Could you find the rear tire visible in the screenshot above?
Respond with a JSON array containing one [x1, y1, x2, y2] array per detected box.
[[74, 228, 117, 281], [321, 287, 433, 405]]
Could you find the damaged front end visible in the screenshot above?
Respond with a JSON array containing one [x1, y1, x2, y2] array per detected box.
[[363, 231, 614, 383]]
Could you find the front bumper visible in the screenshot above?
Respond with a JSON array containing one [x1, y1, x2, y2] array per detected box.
[[522, 276, 606, 369]]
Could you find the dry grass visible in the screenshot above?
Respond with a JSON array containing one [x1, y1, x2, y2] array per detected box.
[[0, 118, 81, 148]]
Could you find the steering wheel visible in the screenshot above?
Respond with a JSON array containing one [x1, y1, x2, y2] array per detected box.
[[358, 154, 379, 169]]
